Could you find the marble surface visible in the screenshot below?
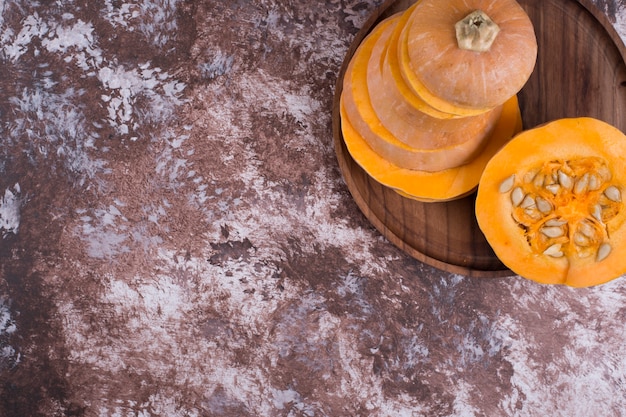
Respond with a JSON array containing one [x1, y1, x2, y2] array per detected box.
[[1, 0, 626, 416]]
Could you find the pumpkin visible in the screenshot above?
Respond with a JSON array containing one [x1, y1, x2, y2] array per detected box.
[[381, 3, 458, 120], [342, 14, 503, 172], [476, 118, 626, 287], [340, 93, 521, 202], [401, 0, 537, 116], [367, 16, 504, 154]]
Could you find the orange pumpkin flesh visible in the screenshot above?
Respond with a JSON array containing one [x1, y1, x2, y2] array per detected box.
[[402, 0, 537, 114], [340, 93, 521, 202], [382, 3, 459, 120], [476, 118, 626, 287], [342, 14, 504, 172]]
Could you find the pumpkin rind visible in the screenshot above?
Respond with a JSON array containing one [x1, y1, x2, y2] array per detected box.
[[476, 118, 626, 287], [403, 0, 537, 112]]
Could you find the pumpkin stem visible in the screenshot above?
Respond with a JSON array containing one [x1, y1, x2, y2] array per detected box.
[[455, 10, 500, 52]]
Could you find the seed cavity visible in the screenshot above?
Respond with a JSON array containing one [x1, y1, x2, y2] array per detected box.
[[498, 157, 623, 262], [506, 158, 621, 263]]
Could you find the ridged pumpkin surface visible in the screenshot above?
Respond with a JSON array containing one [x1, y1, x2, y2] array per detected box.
[[476, 118, 626, 287], [404, 0, 537, 113]]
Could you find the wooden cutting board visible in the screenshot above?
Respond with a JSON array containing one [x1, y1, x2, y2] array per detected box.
[[332, 0, 626, 277]]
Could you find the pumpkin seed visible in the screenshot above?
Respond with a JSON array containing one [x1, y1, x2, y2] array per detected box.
[[499, 175, 515, 193], [591, 204, 603, 222], [543, 243, 564, 257], [535, 197, 552, 213], [541, 226, 564, 238], [558, 170, 573, 189], [588, 174, 601, 191], [573, 232, 590, 247], [525, 209, 542, 220], [578, 221, 595, 238], [520, 195, 536, 209], [545, 184, 560, 195], [545, 218, 567, 227], [574, 173, 589, 194], [523, 169, 538, 184], [597, 165, 612, 181], [596, 242, 612, 262], [604, 185, 621, 202], [511, 187, 525, 207]]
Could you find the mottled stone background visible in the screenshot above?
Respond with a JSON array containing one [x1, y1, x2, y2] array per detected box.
[[1, 0, 626, 416]]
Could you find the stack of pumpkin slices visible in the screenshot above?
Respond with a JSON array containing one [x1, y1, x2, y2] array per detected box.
[[340, 0, 537, 202]]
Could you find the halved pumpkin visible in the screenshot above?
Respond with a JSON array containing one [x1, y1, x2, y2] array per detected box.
[[476, 118, 626, 287], [401, 0, 537, 115], [340, 93, 521, 202], [342, 14, 503, 172]]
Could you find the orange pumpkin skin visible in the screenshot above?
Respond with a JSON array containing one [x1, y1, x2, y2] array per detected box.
[[341, 14, 503, 172], [476, 118, 626, 287], [403, 0, 537, 113]]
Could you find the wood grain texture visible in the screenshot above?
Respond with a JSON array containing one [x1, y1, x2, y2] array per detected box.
[[333, 0, 626, 277]]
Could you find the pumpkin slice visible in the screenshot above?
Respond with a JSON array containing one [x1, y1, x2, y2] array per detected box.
[[401, 0, 537, 115], [342, 14, 503, 172], [381, 2, 458, 120], [367, 15, 503, 153], [476, 118, 626, 287], [340, 93, 521, 202]]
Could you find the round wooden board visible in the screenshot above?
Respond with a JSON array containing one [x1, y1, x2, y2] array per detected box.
[[332, 0, 626, 277]]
